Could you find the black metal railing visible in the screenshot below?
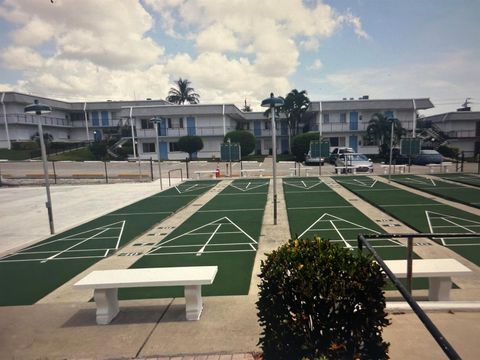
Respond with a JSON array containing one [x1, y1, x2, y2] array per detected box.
[[358, 232, 480, 360]]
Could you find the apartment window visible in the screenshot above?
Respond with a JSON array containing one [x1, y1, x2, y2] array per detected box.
[[142, 143, 156, 153], [141, 119, 154, 129], [329, 137, 339, 147], [340, 113, 346, 123], [323, 113, 330, 124], [264, 121, 271, 130], [167, 118, 184, 129], [169, 142, 180, 152]]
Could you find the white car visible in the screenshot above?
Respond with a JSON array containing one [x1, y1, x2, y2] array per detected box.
[[305, 150, 324, 165], [335, 153, 373, 173]]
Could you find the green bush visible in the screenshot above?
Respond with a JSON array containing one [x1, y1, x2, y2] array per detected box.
[[257, 238, 390, 360], [178, 135, 204, 159], [88, 141, 108, 160], [224, 130, 256, 156], [291, 132, 323, 162], [437, 145, 459, 159], [11, 141, 39, 151]]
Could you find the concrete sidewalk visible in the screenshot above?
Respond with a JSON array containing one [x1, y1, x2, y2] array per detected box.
[[0, 178, 479, 359]]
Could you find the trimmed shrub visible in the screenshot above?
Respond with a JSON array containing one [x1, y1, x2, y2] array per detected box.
[[224, 130, 256, 156], [291, 132, 324, 162], [437, 145, 459, 159], [88, 141, 108, 160], [11, 141, 39, 151], [178, 135, 204, 159], [257, 238, 390, 360]]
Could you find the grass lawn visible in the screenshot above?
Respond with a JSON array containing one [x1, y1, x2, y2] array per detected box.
[[0, 148, 34, 160], [48, 147, 95, 161]]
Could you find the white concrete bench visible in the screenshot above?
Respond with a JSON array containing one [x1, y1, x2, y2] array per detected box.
[[335, 166, 357, 174], [441, 162, 452, 173], [381, 164, 406, 174], [74, 266, 218, 324], [426, 163, 442, 173], [289, 167, 312, 177], [194, 170, 216, 179], [240, 168, 265, 177], [383, 259, 471, 301]]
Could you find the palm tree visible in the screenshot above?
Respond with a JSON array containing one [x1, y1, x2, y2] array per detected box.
[[366, 113, 404, 159], [282, 89, 310, 137], [166, 78, 200, 104]]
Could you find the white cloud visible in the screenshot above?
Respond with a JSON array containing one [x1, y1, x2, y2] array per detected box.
[[318, 51, 480, 115], [0, 0, 368, 109], [308, 59, 323, 70]]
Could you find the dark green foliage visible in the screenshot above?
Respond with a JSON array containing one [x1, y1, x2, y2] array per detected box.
[[88, 141, 108, 160], [166, 78, 200, 104], [291, 132, 320, 162], [224, 130, 256, 156], [178, 135, 204, 159], [437, 145, 459, 159], [11, 141, 39, 150], [257, 238, 390, 360], [367, 113, 405, 160]]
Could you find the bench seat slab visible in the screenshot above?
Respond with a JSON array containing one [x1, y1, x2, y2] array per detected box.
[[429, 277, 452, 301], [94, 288, 119, 325]]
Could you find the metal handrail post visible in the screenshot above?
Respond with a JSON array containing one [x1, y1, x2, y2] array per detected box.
[[407, 236, 413, 294]]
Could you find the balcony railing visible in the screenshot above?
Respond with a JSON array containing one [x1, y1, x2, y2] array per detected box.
[[446, 130, 477, 138], [6, 114, 72, 127], [135, 126, 237, 138]]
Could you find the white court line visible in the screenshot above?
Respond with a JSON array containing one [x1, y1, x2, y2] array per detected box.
[[152, 242, 256, 248], [107, 212, 171, 216], [441, 218, 478, 234], [288, 206, 351, 210], [330, 220, 353, 249], [114, 221, 126, 250], [381, 203, 442, 207], [146, 249, 256, 256], [229, 182, 268, 192], [196, 224, 221, 256], [198, 208, 264, 212], [172, 231, 242, 236], [41, 229, 110, 263]]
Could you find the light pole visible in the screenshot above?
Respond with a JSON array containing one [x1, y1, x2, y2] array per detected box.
[[261, 93, 284, 225], [227, 138, 232, 177], [388, 118, 396, 183], [24, 99, 55, 234], [150, 117, 163, 190]]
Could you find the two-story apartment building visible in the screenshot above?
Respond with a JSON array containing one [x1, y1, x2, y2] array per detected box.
[[0, 91, 434, 159], [422, 111, 480, 155]]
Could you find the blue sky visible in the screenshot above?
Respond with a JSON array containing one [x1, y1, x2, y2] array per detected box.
[[0, 0, 478, 115]]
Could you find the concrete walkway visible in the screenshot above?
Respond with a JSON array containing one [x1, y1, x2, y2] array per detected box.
[[0, 177, 480, 359]]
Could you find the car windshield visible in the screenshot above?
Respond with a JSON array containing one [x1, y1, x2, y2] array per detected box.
[[343, 154, 368, 161], [420, 150, 439, 155]]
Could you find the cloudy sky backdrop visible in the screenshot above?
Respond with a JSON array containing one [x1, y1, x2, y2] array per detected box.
[[0, 0, 478, 114]]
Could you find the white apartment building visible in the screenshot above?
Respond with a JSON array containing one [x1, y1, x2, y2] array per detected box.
[[0, 91, 434, 159], [422, 111, 480, 155]]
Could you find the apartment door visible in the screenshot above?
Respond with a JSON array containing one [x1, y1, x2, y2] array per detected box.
[[187, 117, 196, 135], [349, 135, 358, 152], [159, 141, 168, 160], [349, 112, 358, 131]]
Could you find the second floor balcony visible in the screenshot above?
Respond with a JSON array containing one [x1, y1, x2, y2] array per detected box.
[[5, 113, 72, 127]]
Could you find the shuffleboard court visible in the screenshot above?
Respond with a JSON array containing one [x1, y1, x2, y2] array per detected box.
[[387, 174, 480, 208], [335, 176, 480, 266], [434, 173, 480, 188], [0, 180, 218, 306], [282, 178, 412, 261], [123, 178, 269, 299]]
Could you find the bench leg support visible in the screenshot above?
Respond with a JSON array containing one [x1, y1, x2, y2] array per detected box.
[[184, 285, 203, 320], [429, 277, 452, 301], [94, 288, 119, 325]]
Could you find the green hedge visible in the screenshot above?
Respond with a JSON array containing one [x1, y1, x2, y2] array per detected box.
[[291, 132, 323, 162], [257, 237, 390, 360]]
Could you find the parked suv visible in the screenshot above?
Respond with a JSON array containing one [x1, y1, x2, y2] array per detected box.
[[328, 147, 354, 164]]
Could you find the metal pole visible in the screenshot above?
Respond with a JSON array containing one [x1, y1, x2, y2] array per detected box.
[[38, 122, 54, 234], [83, 101, 90, 142], [149, 157, 154, 181], [1, 92, 11, 149], [154, 122, 163, 189], [319, 101, 322, 176], [407, 236, 413, 294], [388, 119, 394, 182], [52, 160, 57, 184], [272, 106, 277, 225]]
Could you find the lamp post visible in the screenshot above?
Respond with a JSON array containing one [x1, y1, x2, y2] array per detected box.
[[227, 137, 232, 177], [24, 99, 55, 234], [388, 117, 396, 183], [150, 117, 163, 190], [261, 93, 284, 225]]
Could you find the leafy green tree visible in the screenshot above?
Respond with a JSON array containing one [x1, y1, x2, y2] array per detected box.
[[224, 130, 256, 157], [30, 131, 54, 146], [166, 78, 200, 104], [291, 132, 321, 162], [177, 135, 203, 159], [366, 113, 404, 159]]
